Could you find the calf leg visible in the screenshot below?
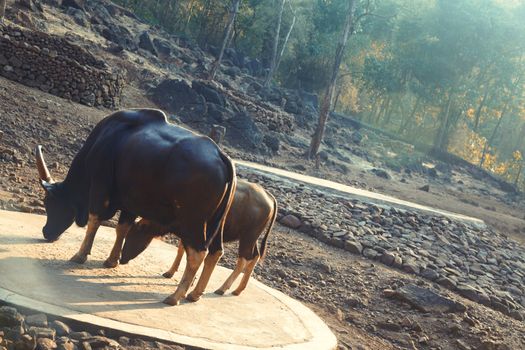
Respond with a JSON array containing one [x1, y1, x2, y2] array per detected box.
[[71, 214, 101, 264], [214, 257, 248, 295], [186, 249, 223, 302], [163, 245, 206, 306], [163, 242, 185, 278], [232, 256, 260, 296], [104, 211, 136, 268]]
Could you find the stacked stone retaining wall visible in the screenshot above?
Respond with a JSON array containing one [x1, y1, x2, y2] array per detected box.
[[0, 24, 123, 108]]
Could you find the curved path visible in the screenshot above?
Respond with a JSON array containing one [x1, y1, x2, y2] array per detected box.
[[236, 160, 485, 227], [0, 210, 336, 350]]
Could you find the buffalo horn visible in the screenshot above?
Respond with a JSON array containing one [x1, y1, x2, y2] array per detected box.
[[35, 145, 53, 183]]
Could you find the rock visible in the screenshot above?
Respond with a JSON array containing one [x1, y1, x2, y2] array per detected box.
[[151, 79, 202, 115], [69, 332, 90, 341], [370, 168, 391, 180], [14, 334, 36, 350], [36, 338, 57, 350], [28, 327, 55, 340], [226, 112, 263, 151], [153, 38, 172, 56], [344, 240, 363, 254], [393, 284, 466, 313], [208, 125, 226, 144], [0, 306, 24, 327], [376, 321, 401, 332], [280, 214, 302, 229], [61, 0, 84, 10], [456, 284, 491, 305], [83, 336, 119, 349], [66, 7, 89, 27], [50, 321, 70, 337], [138, 31, 158, 56], [362, 248, 379, 259], [263, 134, 280, 154], [380, 252, 396, 266], [455, 339, 471, 350], [436, 276, 457, 290], [350, 131, 363, 145], [420, 268, 439, 281], [192, 80, 225, 106], [402, 260, 420, 275], [418, 184, 430, 192], [25, 314, 48, 328], [56, 341, 75, 350]]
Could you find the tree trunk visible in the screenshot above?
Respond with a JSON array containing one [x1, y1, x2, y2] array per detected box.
[[274, 9, 296, 75], [308, 0, 356, 159], [375, 96, 390, 124], [399, 95, 420, 133], [479, 101, 510, 168], [209, 0, 240, 81], [473, 87, 489, 132], [264, 0, 286, 87], [434, 93, 454, 151], [0, 0, 6, 21], [479, 76, 522, 168]]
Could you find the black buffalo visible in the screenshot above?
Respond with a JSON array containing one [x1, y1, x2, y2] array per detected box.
[[36, 109, 236, 305]]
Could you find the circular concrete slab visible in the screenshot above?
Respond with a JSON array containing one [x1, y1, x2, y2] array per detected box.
[[0, 210, 336, 350]]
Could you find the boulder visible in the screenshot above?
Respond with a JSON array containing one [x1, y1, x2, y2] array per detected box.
[[61, 0, 84, 10], [151, 79, 200, 113], [138, 31, 158, 57], [153, 38, 171, 56], [225, 112, 263, 151], [192, 80, 225, 106], [280, 214, 302, 229]]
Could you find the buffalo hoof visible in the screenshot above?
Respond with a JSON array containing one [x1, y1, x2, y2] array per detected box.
[[103, 258, 119, 268], [162, 271, 174, 279], [70, 253, 87, 264], [214, 289, 225, 296], [186, 292, 202, 303], [163, 295, 180, 306]]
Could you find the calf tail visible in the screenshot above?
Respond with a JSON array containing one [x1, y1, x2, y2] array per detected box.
[[205, 151, 237, 249], [259, 193, 278, 264]]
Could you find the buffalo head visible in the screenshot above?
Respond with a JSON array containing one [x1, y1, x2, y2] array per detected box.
[[36, 145, 75, 241], [120, 220, 165, 264]]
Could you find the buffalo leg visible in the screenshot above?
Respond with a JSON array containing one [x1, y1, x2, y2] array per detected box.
[[104, 211, 136, 268], [163, 245, 206, 306], [214, 257, 248, 295], [163, 243, 185, 278], [71, 214, 101, 264], [186, 250, 223, 302], [232, 256, 260, 296]]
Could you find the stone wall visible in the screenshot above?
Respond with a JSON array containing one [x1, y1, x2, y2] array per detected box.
[[0, 24, 123, 108]]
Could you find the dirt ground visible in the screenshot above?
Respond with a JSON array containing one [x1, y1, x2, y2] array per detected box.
[[2, 75, 525, 349]]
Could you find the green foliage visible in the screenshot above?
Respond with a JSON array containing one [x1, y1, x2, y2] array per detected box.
[[116, 0, 525, 186]]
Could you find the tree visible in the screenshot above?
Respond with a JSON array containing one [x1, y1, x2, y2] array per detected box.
[[308, 0, 356, 159], [0, 0, 6, 22], [209, 0, 241, 81], [263, 0, 286, 87]]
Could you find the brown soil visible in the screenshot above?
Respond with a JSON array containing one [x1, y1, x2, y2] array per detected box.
[[2, 71, 525, 349]]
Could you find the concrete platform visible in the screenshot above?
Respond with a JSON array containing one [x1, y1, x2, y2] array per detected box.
[[237, 160, 485, 227], [0, 210, 336, 350]]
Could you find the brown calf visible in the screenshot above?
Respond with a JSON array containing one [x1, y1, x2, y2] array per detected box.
[[123, 180, 277, 297]]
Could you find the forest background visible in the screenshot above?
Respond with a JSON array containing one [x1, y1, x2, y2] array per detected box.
[[115, 0, 525, 189]]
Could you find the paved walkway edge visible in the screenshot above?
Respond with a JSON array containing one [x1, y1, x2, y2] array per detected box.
[[0, 283, 337, 350], [236, 160, 485, 227]]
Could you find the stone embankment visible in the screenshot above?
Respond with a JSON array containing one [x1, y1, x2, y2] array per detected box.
[[0, 24, 123, 108], [0, 305, 184, 350], [239, 170, 525, 322]]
